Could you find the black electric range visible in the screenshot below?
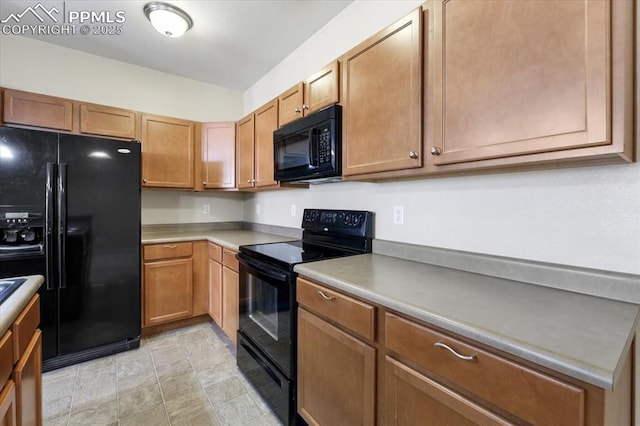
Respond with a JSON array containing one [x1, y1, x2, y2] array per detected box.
[[236, 209, 373, 425]]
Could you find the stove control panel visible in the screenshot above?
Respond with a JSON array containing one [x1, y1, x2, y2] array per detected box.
[[302, 209, 373, 237]]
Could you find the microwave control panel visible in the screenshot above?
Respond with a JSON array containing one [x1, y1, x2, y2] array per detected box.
[[317, 126, 332, 165]]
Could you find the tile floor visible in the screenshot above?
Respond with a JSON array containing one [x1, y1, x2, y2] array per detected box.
[[42, 321, 283, 425]]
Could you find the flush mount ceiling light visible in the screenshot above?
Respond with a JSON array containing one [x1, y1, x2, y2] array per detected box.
[[144, 2, 193, 38]]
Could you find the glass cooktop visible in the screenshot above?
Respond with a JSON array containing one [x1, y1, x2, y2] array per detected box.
[[239, 240, 357, 268]]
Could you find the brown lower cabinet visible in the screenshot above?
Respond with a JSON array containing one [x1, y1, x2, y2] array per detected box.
[[296, 276, 632, 425], [207, 243, 239, 344], [220, 249, 239, 344], [14, 330, 42, 426], [143, 242, 194, 326], [297, 308, 376, 426], [0, 380, 16, 426], [0, 293, 42, 426]]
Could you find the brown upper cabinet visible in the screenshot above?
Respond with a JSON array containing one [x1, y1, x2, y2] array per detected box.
[[141, 114, 196, 189], [340, 8, 423, 177], [202, 122, 236, 189], [236, 99, 280, 190], [236, 113, 256, 190], [427, 0, 633, 170], [79, 103, 136, 139], [3, 89, 73, 131], [278, 61, 340, 127]]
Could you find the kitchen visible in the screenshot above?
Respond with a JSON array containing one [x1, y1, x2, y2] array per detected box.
[[0, 0, 639, 425]]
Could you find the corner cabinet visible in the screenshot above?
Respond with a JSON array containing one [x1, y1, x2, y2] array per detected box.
[[202, 122, 236, 189], [427, 0, 634, 171], [341, 8, 423, 177], [278, 61, 339, 127], [141, 114, 195, 189]]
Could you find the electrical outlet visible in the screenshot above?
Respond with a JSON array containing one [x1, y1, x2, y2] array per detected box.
[[393, 205, 404, 225], [291, 204, 296, 217], [203, 204, 210, 215], [256, 204, 261, 215]]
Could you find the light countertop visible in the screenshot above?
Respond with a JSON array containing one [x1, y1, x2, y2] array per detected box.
[[0, 275, 43, 336], [294, 254, 639, 391], [141, 229, 296, 251]]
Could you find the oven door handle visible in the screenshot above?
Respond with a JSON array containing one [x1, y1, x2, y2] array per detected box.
[[238, 253, 289, 282]]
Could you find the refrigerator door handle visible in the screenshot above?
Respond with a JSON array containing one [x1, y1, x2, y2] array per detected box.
[[58, 163, 67, 289], [45, 162, 56, 290]]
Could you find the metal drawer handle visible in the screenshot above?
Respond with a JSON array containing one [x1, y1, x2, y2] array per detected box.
[[163, 245, 177, 249], [317, 290, 336, 301], [434, 342, 476, 361]]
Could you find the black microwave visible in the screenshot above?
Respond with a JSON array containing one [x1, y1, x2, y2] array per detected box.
[[273, 104, 341, 183]]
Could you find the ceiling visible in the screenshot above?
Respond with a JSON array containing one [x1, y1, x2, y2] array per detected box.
[[0, 0, 353, 91]]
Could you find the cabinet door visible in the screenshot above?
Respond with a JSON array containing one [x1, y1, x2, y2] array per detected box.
[[0, 380, 16, 426], [236, 113, 255, 189], [430, 0, 609, 166], [143, 258, 193, 326], [208, 259, 223, 326], [304, 60, 339, 116], [202, 122, 236, 189], [3, 89, 73, 131], [297, 308, 375, 426], [278, 83, 304, 127], [192, 241, 209, 317], [221, 266, 238, 344], [253, 99, 279, 188], [14, 329, 41, 426], [385, 357, 513, 426], [341, 8, 422, 176], [141, 114, 195, 188], [80, 103, 136, 139]]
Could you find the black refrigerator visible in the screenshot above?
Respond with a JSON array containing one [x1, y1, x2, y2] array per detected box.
[[0, 126, 141, 371]]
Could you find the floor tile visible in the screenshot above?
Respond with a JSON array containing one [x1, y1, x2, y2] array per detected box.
[[204, 376, 247, 404], [159, 371, 202, 402], [155, 358, 192, 379], [152, 345, 187, 368], [42, 375, 75, 404], [118, 382, 164, 420], [164, 390, 211, 424], [147, 332, 181, 352], [118, 404, 170, 426], [70, 379, 117, 414], [43, 395, 72, 420], [117, 369, 158, 394], [67, 399, 117, 426], [215, 394, 265, 426], [44, 414, 69, 426]]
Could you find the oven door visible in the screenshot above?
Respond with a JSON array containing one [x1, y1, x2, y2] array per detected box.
[[238, 253, 295, 377]]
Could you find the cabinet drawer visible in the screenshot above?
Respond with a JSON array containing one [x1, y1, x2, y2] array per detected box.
[[222, 249, 238, 271], [144, 242, 193, 261], [208, 242, 222, 263], [12, 295, 39, 363], [0, 331, 13, 388], [297, 278, 375, 341], [385, 313, 584, 425]]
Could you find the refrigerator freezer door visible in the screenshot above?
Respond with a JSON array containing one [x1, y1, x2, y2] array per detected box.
[[57, 134, 141, 355], [0, 127, 59, 360]]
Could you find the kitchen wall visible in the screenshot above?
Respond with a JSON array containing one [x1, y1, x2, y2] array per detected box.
[[0, 35, 246, 225], [243, 0, 640, 276]]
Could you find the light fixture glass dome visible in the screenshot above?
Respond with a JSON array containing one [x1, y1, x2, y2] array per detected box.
[[144, 2, 193, 38]]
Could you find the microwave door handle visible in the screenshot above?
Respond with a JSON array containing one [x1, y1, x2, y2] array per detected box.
[[309, 128, 318, 168]]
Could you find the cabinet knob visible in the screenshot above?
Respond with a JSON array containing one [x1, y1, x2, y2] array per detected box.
[[409, 151, 419, 159], [430, 147, 442, 156], [202, 181, 207, 185], [143, 178, 147, 184], [294, 108, 302, 113], [302, 104, 310, 110]]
